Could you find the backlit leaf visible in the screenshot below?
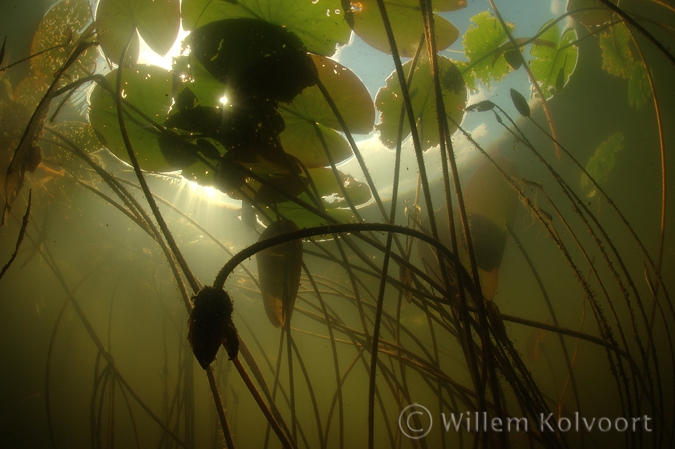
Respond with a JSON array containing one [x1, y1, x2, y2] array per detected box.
[[96, 0, 179, 64], [182, 0, 350, 56], [281, 54, 374, 134], [567, 0, 612, 28], [376, 55, 467, 151], [89, 65, 175, 171], [343, 0, 463, 57], [189, 18, 317, 104], [529, 21, 578, 99], [599, 22, 634, 79], [462, 11, 515, 88], [279, 116, 353, 168]]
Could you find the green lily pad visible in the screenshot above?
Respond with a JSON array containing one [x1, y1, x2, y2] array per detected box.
[[462, 11, 515, 88], [529, 21, 578, 99], [96, 0, 180, 64], [567, 0, 612, 28], [174, 55, 228, 108], [282, 54, 374, 134], [30, 0, 97, 83], [308, 168, 372, 208], [89, 65, 175, 171], [279, 115, 353, 168], [599, 22, 634, 79], [581, 132, 624, 192], [181, 0, 350, 56], [343, 0, 463, 57], [376, 55, 467, 151]]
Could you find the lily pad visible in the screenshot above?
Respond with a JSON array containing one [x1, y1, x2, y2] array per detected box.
[[89, 65, 175, 171], [529, 21, 578, 99], [581, 132, 624, 192], [173, 55, 228, 108], [343, 0, 464, 57], [189, 18, 317, 104], [281, 54, 374, 134], [181, 0, 350, 56], [462, 11, 515, 88], [567, 0, 612, 28], [279, 115, 353, 168], [599, 22, 634, 79], [307, 167, 372, 208], [96, 0, 180, 64], [376, 55, 467, 151], [31, 0, 97, 83]]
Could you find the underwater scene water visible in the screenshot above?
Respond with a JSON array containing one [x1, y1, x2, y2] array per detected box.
[[1, 0, 674, 448]]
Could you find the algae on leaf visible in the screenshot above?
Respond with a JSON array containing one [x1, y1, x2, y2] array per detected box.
[[31, 0, 97, 83]]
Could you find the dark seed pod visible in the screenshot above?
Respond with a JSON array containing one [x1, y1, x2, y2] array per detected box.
[[188, 286, 238, 369]]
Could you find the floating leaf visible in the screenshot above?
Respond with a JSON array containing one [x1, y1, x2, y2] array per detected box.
[[256, 219, 303, 328], [599, 22, 634, 79], [278, 54, 374, 167], [31, 0, 97, 82], [307, 167, 372, 208], [567, 0, 612, 28], [282, 54, 374, 134], [509, 88, 530, 118], [190, 18, 317, 104], [96, 0, 179, 64], [89, 65, 175, 171], [529, 21, 578, 99], [279, 116, 352, 168], [182, 0, 350, 56], [376, 55, 467, 151], [173, 55, 228, 108], [581, 132, 624, 192], [628, 62, 651, 109], [188, 286, 238, 368], [343, 0, 463, 57], [462, 11, 515, 88]]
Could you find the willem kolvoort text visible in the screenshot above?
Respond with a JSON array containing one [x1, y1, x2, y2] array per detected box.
[[442, 412, 653, 433]]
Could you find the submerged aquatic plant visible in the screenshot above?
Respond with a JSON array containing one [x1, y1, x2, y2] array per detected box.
[[0, 0, 673, 448]]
